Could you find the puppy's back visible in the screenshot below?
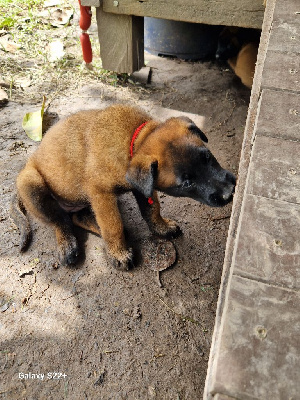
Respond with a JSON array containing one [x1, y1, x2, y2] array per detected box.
[[228, 42, 258, 88], [29, 105, 150, 197]]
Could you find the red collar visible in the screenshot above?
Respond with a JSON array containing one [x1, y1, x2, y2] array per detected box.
[[130, 121, 154, 205], [130, 121, 148, 157]]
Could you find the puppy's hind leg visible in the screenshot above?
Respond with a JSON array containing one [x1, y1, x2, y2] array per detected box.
[[16, 163, 79, 265]]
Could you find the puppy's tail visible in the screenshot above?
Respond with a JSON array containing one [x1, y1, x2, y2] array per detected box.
[[10, 193, 32, 251]]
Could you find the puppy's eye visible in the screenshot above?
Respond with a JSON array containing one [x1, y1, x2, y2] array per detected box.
[[182, 174, 193, 188], [183, 180, 192, 188], [202, 150, 211, 162]]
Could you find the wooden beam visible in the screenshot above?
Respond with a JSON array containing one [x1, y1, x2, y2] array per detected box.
[[102, 0, 265, 29], [80, 0, 100, 6], [96, 5, 144, 73]]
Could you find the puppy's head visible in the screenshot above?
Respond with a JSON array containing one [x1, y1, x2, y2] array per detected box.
[[216, 27, 261, 62], [126, 117, 236, 207], [216, 27, 241, 62]]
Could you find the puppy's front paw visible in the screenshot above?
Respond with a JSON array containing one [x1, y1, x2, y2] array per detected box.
[[57, 235, 79, 266], [107, 247, 133, 271], [152, 218, 182, 239]]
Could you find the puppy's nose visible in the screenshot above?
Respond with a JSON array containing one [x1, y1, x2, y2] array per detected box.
[[226, 171, 236, 187], [222, 172, 236, 200], [222, 185, 235, 201]]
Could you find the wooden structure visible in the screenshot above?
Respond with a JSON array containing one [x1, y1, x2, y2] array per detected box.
[[204, 0, 300, 397], [81, 0, 265, 73]]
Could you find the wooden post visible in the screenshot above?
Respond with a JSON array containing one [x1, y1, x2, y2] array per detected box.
[[96, 4, 144, 73]]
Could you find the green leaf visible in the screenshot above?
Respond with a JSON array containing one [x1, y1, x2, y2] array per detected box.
[[22, 96, 46, 141], [0, 17, 15, 29]]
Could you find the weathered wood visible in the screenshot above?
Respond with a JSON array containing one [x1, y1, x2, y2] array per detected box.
[[247, 135, 300, 204], [261, 50, 300, 91], [81, 0, 100, 6], [256, 89, 300, 141], [211, 275, 300, 399], [102, 0, 265, 29], [96, 5, 144, 73], [234, 194, 300, 289]]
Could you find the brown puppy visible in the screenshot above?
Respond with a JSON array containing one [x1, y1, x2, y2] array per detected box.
[[216, 27, 260, 88], [228, 42, 258, 89], [11, 104, 236, 270]]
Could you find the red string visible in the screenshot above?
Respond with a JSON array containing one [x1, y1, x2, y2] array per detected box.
[[130, 121, 154, 205]]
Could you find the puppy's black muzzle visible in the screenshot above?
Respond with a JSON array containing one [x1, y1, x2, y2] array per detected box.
[[163, 168, 236, 208], [159, 143, 236, 208], [207, 170, 236, 207]]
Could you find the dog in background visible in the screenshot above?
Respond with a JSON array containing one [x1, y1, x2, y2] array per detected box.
[[216, 27, 261, 88], [11, 104, 236, 270]]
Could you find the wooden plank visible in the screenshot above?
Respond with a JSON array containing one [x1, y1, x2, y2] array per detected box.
[[103, 0, 265, 29], [255, 89, 300, 141], [81, 0, 100, 6], [272, 0, 300, 18], [96, 6, 144, 73], [268, 0, 300, 54], [247, 135, 300, 204], [261, 50, 300, 92], [211, 275, 300, 399], [233, 194, 300, 289]]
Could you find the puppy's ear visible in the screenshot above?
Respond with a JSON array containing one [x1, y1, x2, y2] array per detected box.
[[188, 124, 208, 143], [126, 155, 158, 198], [179, 116, 208, 143]]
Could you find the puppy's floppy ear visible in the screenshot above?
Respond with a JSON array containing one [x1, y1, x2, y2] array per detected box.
[[178, 116, 208, 143], [126, 155, 158, 198], [188, 124, 208, 143]]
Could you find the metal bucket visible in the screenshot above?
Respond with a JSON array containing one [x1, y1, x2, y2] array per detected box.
[[144, 17, 221, 60]]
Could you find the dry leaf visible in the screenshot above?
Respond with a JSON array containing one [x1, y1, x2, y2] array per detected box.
[[0, 36, 21, 53], [47, 40, 65, 62], [50, 7, 73, 27], [22, 96, 46, 141], [142, 238, 177, 272]]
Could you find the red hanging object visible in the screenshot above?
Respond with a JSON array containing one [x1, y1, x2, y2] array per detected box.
[[78, 0, 93, 64], [80, 32, 93, 63], [78, 0, 91, 30]]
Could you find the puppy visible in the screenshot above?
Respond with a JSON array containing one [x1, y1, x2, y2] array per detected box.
[[216, 27, 260, 88], [227, 42, 258, 88], [11, 104, 236, 270]]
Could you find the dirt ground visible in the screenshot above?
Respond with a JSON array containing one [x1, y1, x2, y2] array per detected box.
[[0, 49, 250, 399]]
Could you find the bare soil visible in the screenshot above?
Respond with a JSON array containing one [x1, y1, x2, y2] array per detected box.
[[0, 52, 250, 399]]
